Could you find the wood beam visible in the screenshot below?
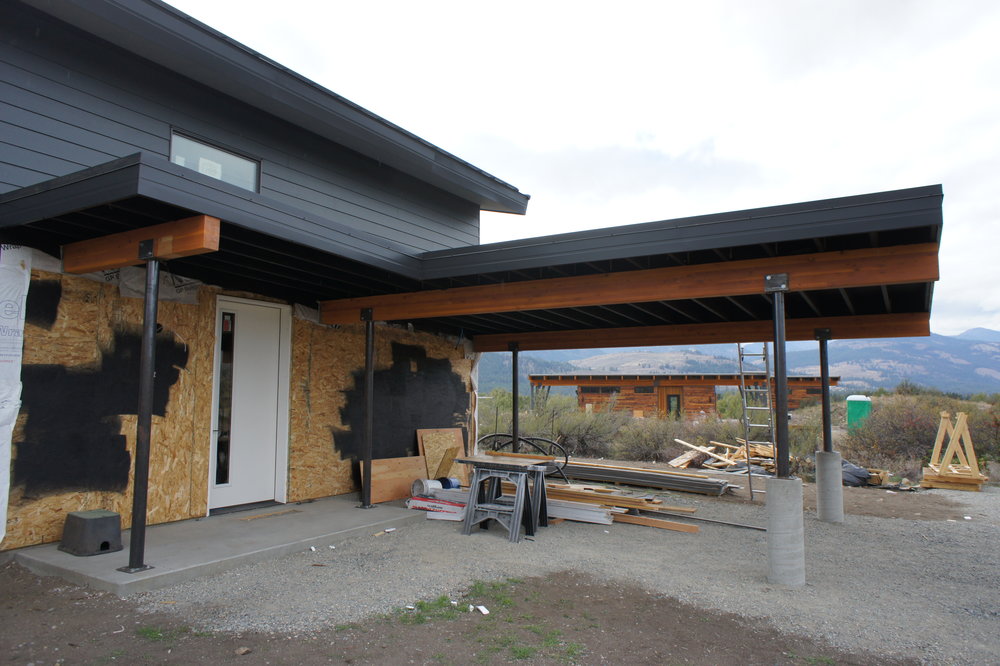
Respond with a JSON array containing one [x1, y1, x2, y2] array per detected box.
[[472, 312, 930, 352], [62, 215, 220, 274], [320, 243, 938, 324]]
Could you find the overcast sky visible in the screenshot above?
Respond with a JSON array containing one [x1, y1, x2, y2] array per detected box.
[[165, 0, 1000, 336]]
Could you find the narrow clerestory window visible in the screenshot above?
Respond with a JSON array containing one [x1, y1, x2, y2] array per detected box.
[[170, 132, 259, 192]]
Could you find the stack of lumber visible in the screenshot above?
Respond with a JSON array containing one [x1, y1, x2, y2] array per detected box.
[[562, 460, 733, 495], [921, 412, 988, 491], [672, 439, 777, 474], [429, 484, 699, 533]]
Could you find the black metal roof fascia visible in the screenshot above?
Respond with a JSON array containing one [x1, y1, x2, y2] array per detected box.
[[0, 153, 423, 278], [417, 185, 943, 280], [18, 0, 529, 215]]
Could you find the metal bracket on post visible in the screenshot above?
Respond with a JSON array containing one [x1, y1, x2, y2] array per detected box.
[[137, 238, 155, 261], [764, 273, 789, 293], [765, 273, 791, 478], [359, 308, 375, 509], [814, 328, 833, 453]]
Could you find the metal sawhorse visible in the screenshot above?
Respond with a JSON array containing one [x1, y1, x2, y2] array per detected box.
[[457, 456, 548, 543]]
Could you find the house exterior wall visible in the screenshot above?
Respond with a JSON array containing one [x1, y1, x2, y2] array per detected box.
[[2, 270, 473, 550], [573, 381, 820, 419], [0, 3, 480, 251], [576, 385, 716, 419]]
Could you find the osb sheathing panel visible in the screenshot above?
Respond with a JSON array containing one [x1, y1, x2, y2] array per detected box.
[[3, 270, 217, 550], [4, 270, 473, 550], [287, 320, 473, 503]]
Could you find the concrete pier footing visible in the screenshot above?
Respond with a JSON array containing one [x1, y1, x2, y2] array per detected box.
[[815, 450, 845, 523], [766, 476, 805, 587]]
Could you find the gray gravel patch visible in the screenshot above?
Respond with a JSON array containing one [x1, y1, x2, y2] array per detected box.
[[137, 485, 1000, 664]]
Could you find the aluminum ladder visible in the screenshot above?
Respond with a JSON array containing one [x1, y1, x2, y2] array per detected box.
[[737, 342, 775, 498]]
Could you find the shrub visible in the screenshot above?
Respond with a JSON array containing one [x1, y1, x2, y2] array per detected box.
[[550, 408, 629, 458], [842, 394, 998, 470], [613, 417, 687, 462]]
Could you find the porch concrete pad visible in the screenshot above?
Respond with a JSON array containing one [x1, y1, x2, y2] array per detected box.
[[14, 495, 421, 596]]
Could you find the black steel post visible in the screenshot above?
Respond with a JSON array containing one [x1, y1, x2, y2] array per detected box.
[[815, 328, 833, 453], [509, 342, 519, 453], [766, 274, 790, 478], [119, 256, 159, 573], [360, 308, 375, 508]]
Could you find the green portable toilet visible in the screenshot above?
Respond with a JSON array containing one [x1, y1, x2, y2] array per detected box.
[[846, 395, 872, 428]]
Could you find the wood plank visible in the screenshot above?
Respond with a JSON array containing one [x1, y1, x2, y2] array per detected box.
[[612, 513, 700, 533], [321, 244, 938, 324], [472, 312, 931, 352], [434, 447, 458, 478], [674, 439, 733, 464], [536, 485, 669, 510], [483, 450, 556, 461], [362, 456, 427, 503], [569, 460, 710, 479], [62, 215, 220, 273]]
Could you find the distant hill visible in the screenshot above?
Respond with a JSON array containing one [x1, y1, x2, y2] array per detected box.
[[784, 334, 1000, 394], [476, 352, 577, 394], [957, 327, 1000, 342], [476, 329, 1000, 396]]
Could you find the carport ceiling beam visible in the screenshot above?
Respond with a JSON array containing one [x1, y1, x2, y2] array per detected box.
[[319, 243, 938, 324], [471, 312, 930, 352]]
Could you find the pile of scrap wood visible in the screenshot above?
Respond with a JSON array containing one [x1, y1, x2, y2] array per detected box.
[[561, 460, 733, 495], [670, 438, 779, 473], [420, 483, 700, 533]]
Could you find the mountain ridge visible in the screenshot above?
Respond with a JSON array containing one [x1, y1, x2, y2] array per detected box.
[[477, 328, 1000, 395]]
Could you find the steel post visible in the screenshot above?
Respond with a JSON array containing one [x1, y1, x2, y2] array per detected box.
[[766, 274, 790, 478], [119, 257, 159, 573], [815, 329, 833, 453], [360, 308, 375, 508], [509, 342, 519, 453]]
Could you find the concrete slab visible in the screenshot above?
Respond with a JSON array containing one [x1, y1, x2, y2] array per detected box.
[[13, 495, 422, 596]]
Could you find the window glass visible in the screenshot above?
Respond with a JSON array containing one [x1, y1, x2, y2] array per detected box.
[[170, 133, 258, 192]]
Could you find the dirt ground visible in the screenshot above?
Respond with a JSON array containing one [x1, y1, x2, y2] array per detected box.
[[1, 482, 962, 665], [2, 563, 921, 666]]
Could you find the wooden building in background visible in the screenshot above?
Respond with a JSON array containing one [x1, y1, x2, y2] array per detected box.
[[529, 374, 839, 419]]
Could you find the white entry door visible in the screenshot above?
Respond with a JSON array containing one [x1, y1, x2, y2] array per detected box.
[[209, 297, 290, 509]]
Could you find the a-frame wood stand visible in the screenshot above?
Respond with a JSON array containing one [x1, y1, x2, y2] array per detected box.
[[921, 412, 988, 491]]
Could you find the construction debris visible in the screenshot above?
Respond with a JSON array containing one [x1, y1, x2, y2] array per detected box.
[[611, 513, 700, 533], [420, 481, 700, 532], [562, 460, 733, 495], [672, 438, 779, 474]]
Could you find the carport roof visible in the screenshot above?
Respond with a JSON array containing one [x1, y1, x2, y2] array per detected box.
[[0, 154, 942, 350]]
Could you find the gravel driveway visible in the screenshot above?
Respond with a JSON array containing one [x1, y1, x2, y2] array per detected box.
[[137, 485, 1000, 664]]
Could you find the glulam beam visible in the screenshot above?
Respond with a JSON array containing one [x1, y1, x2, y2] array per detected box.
[[471, 313, 930, 352], [320, 243, 938, 324], [62, 215, 220, 274]]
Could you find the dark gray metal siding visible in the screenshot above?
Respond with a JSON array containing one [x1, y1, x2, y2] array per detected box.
[[0, 3, 480, 252]]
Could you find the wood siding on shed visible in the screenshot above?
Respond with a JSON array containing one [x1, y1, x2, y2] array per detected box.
[[0, 3, 480, 252]]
